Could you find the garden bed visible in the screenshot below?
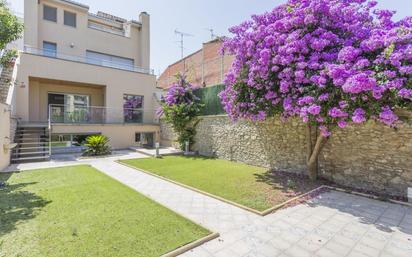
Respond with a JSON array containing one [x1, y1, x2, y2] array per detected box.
[[0, 165, 210, 257], [119, 156, 328, 215]]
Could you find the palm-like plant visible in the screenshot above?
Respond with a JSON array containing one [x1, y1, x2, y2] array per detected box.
[[83, 135, 111, 156]]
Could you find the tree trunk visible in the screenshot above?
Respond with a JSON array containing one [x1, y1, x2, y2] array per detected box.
[[306, 124, 328, 181]]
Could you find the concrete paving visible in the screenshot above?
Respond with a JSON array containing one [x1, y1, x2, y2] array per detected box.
[[2, 151, 412, 257]]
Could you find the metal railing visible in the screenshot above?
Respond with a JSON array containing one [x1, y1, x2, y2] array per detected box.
[[88, 22, 125, 36], [48, 104, 159, 125], [23, 46, 154, 75]]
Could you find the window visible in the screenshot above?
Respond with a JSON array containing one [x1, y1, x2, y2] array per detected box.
[[86, 50, 134, 71], [123, 95, 144, 123], [135, 133, 141, 143], [43, 5, 57, 22], [48, 93, 91, 123], [64, 11, 76, 27], [43, 42, 57, 57], [135, 133, 154, 148]]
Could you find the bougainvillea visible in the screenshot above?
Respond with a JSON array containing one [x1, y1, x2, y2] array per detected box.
[[220, 0, 412, 179], [160, 74, 203, 150]]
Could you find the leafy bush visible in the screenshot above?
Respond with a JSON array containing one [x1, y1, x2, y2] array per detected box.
[[220, 0, 412, 180], [160, 74, 203, 150], [0, 0, 23, 65], [83, 135, 111, 156]]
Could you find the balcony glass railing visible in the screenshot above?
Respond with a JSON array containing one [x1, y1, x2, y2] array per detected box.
[[48, 104, 159, 125], [88, 22, 125, 36], [23, 46, 154, 75]]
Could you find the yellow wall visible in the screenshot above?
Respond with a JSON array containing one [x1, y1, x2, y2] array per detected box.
[[24, 0, 150, 69], [16, 53, 157, 123], [52, 124, 160, 149], [28, 78, 105, 122], [0, 103, 11, 171]]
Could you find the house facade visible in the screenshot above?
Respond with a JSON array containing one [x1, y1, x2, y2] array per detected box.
[[9, 0, 160, 163], [157, 38, 234, 89]]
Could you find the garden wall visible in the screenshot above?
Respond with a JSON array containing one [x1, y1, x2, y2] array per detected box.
[[160, 115, 412, 198]]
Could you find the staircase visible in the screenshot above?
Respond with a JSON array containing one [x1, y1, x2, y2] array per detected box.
[[12, 125, 51, 163]]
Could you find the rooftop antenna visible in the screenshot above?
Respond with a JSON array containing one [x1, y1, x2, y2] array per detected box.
[[205, 28, 217, 40], [174, 30, 194, 59]]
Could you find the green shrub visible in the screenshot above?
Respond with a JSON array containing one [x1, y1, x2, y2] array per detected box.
[[83, 135, 111, 156]]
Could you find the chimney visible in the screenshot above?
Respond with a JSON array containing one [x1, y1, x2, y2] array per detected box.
[[139, 12, 150, 70]]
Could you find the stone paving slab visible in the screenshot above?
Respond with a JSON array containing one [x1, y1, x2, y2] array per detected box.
[[3, 153, 412, 257]]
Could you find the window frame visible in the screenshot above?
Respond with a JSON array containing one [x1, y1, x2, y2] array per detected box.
[[43, 41, 57, 58], [64, 10, 77, 28], [123, 94, 144, 124], [43, 5, 57, 23], [86, 50, 135, 71]]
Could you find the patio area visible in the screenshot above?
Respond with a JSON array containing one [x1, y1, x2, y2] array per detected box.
[[2, 151, 411, 256]]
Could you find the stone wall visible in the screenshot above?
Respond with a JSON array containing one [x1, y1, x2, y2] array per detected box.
[[0, 62, 15, 104], [160, 115, 412, 198]]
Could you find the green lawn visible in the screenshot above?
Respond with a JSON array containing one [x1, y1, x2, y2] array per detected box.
[[120, 156, 326, 212], [0, 165, 209, 257]]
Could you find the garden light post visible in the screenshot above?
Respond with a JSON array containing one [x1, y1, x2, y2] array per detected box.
[[155, 142, 160, 158], [185, 141, 189, 155]]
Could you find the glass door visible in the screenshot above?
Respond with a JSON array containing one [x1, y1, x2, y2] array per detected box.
[[48, 93, 90, 123]]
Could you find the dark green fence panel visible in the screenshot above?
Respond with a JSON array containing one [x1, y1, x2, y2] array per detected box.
[[194, 84, 226, 116]]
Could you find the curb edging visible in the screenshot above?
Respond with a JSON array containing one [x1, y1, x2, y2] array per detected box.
[[161, 232, 219, 257], [117, 160, 327, 216]]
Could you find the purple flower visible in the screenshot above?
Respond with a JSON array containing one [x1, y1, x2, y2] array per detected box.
[[352, 108, 366, 123], [342, 73, 376, 94], [338, 46, 361, 62], [328, 108, 348, 118], [319, 125, 331, 137], [379, 106, 398, 126], [338, 120, 348, 128], [219, 0, 411, 136], [318, 93, 329, 102], [308, 105, 321, 115], [398, 88, 412, 99]]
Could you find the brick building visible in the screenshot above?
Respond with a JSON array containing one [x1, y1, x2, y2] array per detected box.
[[157, 38, 234, 89]]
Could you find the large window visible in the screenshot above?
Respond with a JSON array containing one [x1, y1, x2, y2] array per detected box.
[[43, 5, 57, 22], [64, 11, 77, 27], [123, 95, 143, 123], [48, 93, 91, 123], [43, 41, 57, 57], [86, 50, 135, 71]]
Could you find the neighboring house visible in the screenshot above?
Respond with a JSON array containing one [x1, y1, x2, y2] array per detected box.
[[8, 0, 159, 163], [157, 38, 234, 89]]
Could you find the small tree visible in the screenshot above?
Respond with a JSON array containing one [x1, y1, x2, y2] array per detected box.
[[0, 0, 23, 65], [220, 0, 412, 180], [160, 74, 203, 150]]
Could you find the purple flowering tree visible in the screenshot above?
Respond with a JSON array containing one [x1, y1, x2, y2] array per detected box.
[[220, 0, 412, 180], [161, 74, 203, 150]]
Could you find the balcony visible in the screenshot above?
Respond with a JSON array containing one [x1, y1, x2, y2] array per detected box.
[[88, 21, 125, 37], [23, 46, 154, 75], [48, 104, 159, 125]]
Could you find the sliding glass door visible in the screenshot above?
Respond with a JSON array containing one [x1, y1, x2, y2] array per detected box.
[[48, 93, 90, 123]]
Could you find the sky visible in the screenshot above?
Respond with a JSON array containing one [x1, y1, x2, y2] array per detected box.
[[8, 0, 412, 77]]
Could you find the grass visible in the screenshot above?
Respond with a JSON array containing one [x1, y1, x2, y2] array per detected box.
[[120, 156, 326, 212], [0, 165, 210, 257]]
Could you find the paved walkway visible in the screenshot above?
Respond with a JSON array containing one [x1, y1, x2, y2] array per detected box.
[[4, 152, 412, 257]]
